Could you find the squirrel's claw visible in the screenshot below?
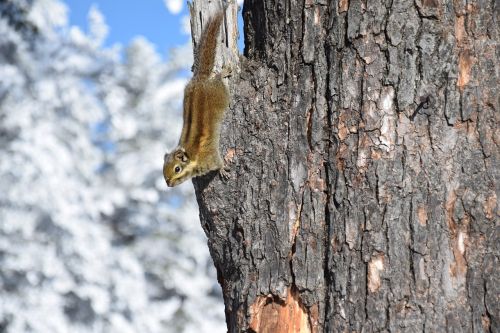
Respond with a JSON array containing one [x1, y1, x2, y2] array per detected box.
[[219, 165, 231, 180]]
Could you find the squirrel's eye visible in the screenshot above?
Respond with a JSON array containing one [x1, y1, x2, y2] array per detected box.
[[174, 166, 181, 173]]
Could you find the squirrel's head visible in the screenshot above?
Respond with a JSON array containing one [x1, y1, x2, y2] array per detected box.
[[163, 147, 192, 187]]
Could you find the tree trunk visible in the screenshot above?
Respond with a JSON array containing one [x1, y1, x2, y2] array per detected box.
[[190, 0, 499, 332]]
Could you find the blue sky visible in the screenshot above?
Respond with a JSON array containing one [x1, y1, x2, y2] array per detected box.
[[63, 0, 244, 58], [63, 0, 190, 57]]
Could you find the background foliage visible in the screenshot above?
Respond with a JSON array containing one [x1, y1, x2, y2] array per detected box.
[[0, 0, 225, 332]]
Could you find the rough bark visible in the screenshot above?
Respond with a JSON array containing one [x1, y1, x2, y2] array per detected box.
[[190, 1, 499, 332]]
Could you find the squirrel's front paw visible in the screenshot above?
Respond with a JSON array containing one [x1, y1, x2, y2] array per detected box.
[[219, 165, 231, 180]]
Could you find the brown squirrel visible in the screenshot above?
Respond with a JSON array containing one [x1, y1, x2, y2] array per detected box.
[[163, 10, 230, 187]]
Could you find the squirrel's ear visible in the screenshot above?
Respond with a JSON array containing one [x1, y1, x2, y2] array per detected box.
[[175, 149, 189, 162]]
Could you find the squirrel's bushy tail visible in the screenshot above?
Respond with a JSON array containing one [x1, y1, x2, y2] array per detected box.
[[194, 11, 224, 78]]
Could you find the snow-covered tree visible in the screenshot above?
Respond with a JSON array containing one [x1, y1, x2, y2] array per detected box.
[[0, 1, 224, 332]]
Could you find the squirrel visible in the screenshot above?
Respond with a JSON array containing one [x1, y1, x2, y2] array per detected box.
[[163, 10, 230, 187]]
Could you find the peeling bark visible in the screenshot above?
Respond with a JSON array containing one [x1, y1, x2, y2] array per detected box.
[[189, 0, 499, 332], [249, 287, 312, 333]]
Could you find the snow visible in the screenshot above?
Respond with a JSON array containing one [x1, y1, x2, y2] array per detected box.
[[0, 1, 224, 332], [88, 5, 108, 46]]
